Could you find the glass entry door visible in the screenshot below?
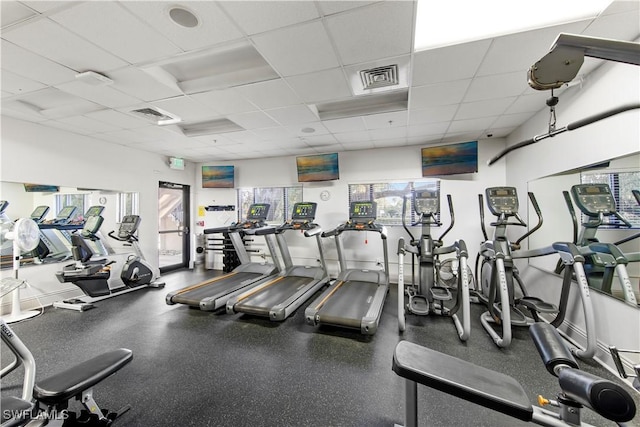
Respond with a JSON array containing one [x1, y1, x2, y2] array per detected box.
[[158, 181, 190, 273]]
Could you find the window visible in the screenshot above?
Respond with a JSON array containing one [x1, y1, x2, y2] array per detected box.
[[55, 194, 86, 222], [117, 192, 139, 222], [348, 180, 440, 226], [237, 186, 303, 224], [581, 171, 640, 228]]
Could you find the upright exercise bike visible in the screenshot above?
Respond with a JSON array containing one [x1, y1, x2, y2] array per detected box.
[[108, 215, 165, 289], [397, 190, 471, 340]]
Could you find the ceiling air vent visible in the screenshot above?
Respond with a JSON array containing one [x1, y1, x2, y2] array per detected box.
[[179, 118, 244, 136], [360, 65, 399, 90], [130, 107, 181, 125]]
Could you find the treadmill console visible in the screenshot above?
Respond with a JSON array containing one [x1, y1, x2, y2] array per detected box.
[[30, 205, 50, 223], [571, 184, 616, 217], [291, 202, 317, 221], [54, 206, 77, 224], [486, 187, 519, 216], [246, 203, 270, 221], [414, 190, 439, 215], [0, 200, 8, 215], [84, 205, 105, 218], [81, 215, 105, 239], [350, 201, 377, 223]]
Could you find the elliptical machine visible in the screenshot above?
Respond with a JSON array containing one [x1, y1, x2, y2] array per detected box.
[[396, 190, 471, 340], [108, 215, 164, 289]]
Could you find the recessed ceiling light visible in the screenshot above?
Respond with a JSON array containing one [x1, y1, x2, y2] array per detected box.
[[169, 6, 199, 28], [414, 0, 613, 51]]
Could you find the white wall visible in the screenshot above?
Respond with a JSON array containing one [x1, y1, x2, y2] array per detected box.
[[1, 116, 196, 310], [503, 60, 640, 374], [195, 139, 506, 278]]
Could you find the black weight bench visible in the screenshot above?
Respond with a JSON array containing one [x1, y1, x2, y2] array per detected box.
[[392, 341, 533, 426], [1, 317, 133, 427], [392, 323, 636, 426]]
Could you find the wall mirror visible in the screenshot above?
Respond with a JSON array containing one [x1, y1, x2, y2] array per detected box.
[[0, 181, 139, 269], [527, 152, 640, 306]]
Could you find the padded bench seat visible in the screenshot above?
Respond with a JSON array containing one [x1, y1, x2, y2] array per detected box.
[[33, 348, 133, 405], [1, 396, 34, 426], [392, 340, 533, 422]]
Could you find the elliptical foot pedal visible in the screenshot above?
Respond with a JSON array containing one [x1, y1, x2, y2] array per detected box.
[[492, 303, 528, 326], [430, 286, 452, 301], [408, 294, 429, 315], [518, 296, 558, 314], [150, 281, 165, 289]]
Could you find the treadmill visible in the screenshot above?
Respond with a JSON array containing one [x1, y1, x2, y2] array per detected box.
[[305, 201, 389, 335], [166, 203, 282, 311], [226, 202, 330, 321]]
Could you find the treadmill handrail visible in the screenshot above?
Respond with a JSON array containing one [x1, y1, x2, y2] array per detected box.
[[321, 222, 387, 238]]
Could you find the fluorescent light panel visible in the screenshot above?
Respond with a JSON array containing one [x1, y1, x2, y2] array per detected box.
[[414, 0, 614, 51], [317, 90, 408, 121]]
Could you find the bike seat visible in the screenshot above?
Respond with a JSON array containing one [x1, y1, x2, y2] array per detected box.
[[33, 348, 133, 405]]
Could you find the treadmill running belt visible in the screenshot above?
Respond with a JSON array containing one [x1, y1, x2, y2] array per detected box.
[[171, 272, 261, 306], [234, 276, 311, 316], [317, 280, 380, 329]]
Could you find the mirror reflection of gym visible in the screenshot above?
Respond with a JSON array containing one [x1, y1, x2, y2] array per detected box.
[[527, 153, 640, 306]]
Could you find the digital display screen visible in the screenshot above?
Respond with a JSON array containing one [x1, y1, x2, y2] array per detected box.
[[57, 206, 77, 219], [350, 201, 376, 219], [31, 206, 49, 219], [247, 203, 270, 220], [292, 202, 316, 220], [84, 206, 105, 217]]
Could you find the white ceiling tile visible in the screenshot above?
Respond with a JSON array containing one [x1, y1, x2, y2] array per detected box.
[[317, 1, 378, 16], [85, 109, 148, 129], [94, 129, 146, 144], [218, 1, 319, 35], [409, 80, 471, 109], [250, 127, 295, 141], [252, 21, 340, 76], [584, 6, 640, 40], [341, 140, 375, 150], [151, 96, 216, 123], [227, 111, 278, 130], [475, 21, 590, 77], [224, 130, 260, 144], [49, 2, 181, 64], [301, 134, 338, 146], [368, 126, 407, 141], [407, 122, 450, 137], [285, 122, 330, 137], [373, 138, 406, 148], [322, 117, 367, 133], [1, 69, 47, 94], [266, 105, 319, 126], [325, 1, 414, 65], [56, 115, 121, 133], [362, 111, 408, 129], [464, 72, 527, 103], [189, 88, 256, 115], [235, 79, 302, 110], [455, 98, 516, 121], [42, 119, 94, 135], [286, 68, 352, 103], [55, 80, 142, 108], [20, 2, 72, 13], [334, 131, 372, 143], [407, 134, 444, 145], [2, 18, 128, 71], [121, 2, 244, 51], [408, 105, 458, 125], [1, 1, 37, 28], [491, 112, 536, 129], [504, 93, 548, 115], [1, 40, 77, 86], [107, 67, 183, 102], [448, 117, 497, 133], [412, 39, 492, 86]]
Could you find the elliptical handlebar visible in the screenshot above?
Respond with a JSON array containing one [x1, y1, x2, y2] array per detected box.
[[478, 194, 488, 241], [437, 194, 455, 242], [514, 192, 543, 246]]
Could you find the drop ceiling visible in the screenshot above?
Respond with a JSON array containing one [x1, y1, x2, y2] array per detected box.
[[1, 0, 639, 162]]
